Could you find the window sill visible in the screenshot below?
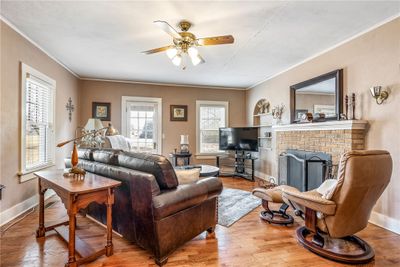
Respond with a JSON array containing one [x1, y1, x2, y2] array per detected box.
[[18, 164, 55, 183]]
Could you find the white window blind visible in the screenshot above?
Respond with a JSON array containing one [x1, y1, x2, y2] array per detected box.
[[20, 63, 55, 174], [196, 101, 228, 155]]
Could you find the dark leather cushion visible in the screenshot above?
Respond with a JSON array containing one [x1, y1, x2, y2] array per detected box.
[[93, 149, 121, 166], [152, 177, 222, 220], [119, 151, 178, 190], [77, 148, 97, 161]]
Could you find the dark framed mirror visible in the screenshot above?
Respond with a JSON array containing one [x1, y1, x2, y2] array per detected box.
[[290, 69, 343, 123]]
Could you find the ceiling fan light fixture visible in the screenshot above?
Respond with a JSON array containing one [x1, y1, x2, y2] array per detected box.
[[172, 54, 182, 66], [188, 46, 199, 57], [166, 47, 178, 59], [190, 54, 203, 66]]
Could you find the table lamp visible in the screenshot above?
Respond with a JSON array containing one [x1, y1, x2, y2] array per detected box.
[[180, 134, 189, 153]]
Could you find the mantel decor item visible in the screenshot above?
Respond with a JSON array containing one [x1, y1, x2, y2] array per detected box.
[[170, 105, 188, 121], [272, 104, 285, 125], [180, 134, 189, 153], [370, 86, 389, 105], [345, 93, 356, 119], [92, 102, 111, 121], [57, 120, 113, 178], [65, 97, 75, 122]]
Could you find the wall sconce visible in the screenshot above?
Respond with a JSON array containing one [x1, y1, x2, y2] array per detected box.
[[370, 86, 389, 105]]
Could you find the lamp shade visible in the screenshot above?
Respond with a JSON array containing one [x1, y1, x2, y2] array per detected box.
[[180, 135, 189, 145], [84, 118, 103, 131]]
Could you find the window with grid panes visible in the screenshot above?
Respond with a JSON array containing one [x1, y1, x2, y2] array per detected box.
[[196, 101, 228, 155], [20, 63, 55, 174]]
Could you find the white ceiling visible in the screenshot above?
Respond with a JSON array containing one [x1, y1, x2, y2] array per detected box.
[[1, 1, 399, 89]]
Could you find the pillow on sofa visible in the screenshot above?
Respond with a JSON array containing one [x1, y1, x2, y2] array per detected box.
[[175, 168, 201, 185]]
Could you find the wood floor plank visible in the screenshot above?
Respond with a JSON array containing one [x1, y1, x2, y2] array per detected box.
[[1, 177, 399, 266]]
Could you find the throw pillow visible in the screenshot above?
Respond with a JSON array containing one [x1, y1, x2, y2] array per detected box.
[[316, 179, 338, 199], [175, 168, 201, 184]]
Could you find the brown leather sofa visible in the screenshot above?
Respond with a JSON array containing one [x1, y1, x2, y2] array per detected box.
[[66, 148, 223, 265]]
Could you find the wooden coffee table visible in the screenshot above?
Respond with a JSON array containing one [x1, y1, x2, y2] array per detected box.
[[34, 170, 121, 267]]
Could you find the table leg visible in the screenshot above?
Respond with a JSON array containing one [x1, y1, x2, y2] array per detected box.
[[105, 188, 114, 256], [66, 211, 77, 267], [36, 179, 46, 238]]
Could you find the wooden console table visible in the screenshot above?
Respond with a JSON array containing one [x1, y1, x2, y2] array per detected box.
[[34, 170, 121, 267]]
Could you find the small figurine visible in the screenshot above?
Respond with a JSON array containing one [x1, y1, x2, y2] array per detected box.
[[272, 104, 285, 124]]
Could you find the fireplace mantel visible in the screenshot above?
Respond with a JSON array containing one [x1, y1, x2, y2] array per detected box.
[[272, 120, 368, 132]]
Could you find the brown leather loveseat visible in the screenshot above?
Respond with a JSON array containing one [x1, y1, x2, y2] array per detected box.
[[66, 148, 222, 265]]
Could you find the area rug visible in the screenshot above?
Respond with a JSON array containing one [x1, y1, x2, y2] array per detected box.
[[218, 188, 261, 227]]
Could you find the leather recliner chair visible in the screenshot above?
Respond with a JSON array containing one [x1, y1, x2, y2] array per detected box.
[[282, 150, 392, 264], [66, 148, 223, 266]]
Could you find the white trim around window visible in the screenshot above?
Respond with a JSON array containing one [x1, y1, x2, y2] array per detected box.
[[19, 63, 56, 178], [196, 100, 229, 157]]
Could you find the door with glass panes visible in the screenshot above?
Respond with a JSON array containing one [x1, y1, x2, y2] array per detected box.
[[123, 98, 161, 154]]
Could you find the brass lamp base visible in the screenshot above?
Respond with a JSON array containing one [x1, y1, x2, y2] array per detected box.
[[64, 166, 86, 179]]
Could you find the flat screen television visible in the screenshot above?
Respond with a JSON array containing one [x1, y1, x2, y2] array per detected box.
[[219, 127, 259, 152]]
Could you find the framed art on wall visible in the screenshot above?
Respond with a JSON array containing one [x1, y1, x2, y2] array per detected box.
[[92, 102, 111, 121], [170, 105, 188, 121]]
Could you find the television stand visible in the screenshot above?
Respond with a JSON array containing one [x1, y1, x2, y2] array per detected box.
[[216, 151, 257, 181]]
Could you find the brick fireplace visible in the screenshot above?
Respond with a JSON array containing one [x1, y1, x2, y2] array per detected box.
[[273, 120, 368, 166]]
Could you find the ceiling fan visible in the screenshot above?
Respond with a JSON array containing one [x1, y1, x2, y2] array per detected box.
[[142, 20, 234, 68]]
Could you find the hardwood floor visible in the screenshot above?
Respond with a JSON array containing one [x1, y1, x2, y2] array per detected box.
[[1, 177, 399, 267]]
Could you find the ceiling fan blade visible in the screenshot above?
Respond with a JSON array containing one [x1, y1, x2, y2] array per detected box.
[[142, 45, 175, 55], [154, 20, 182, 39], [197, 35, 234, 46]]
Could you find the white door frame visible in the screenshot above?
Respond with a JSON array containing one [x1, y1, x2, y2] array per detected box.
[[121, 96, 162, 154]]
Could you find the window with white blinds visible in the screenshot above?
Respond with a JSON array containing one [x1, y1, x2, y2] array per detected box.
[[20, 63, 56, 174], [196, 100, 229, 155]]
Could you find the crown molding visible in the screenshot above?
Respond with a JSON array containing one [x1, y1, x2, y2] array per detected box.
[[247, 13, 400, 90], [80, 77, 246, 90], [0, 15, 80, 78]]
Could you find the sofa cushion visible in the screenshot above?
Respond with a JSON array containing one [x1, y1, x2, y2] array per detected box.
[[175, 168, 200, 184], [152, 177, 222, 220], [119, 151, 178, 189], [77, 148, 96, 161], [93, 149, 121, 166]]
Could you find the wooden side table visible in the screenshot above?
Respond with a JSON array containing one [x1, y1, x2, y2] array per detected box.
[[34, 170, 121, 267]]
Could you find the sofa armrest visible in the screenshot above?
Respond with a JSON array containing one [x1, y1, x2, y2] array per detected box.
[[152, 177, 222, 220], [282, 187, 336, 215]]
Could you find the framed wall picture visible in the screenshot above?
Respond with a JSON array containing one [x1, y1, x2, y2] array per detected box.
[[92, 102, 111, 121], [170, 105, 188, 121]]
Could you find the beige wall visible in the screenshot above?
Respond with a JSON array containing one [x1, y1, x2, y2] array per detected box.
[[246, 18, 400, 223], [79, 80, 246, 164], [0, 21, 80, 211]]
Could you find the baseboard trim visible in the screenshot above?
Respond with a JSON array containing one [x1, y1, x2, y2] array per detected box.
[[369, 211, 400, 235], [254, 171, 279, 184], [0, 190, 55, 226]]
